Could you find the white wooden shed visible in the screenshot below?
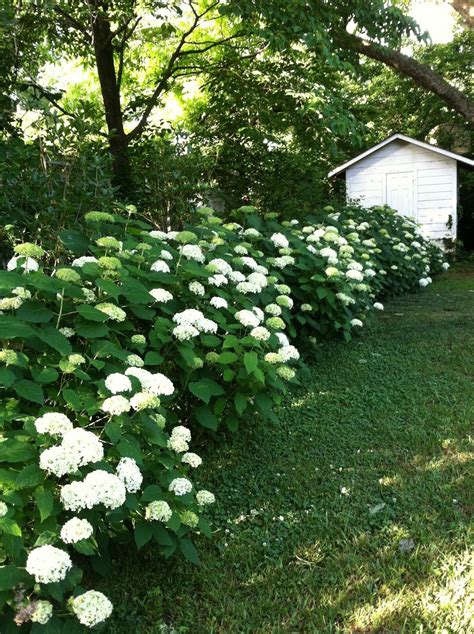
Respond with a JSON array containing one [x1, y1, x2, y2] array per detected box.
[[328, 134, 474, 242]]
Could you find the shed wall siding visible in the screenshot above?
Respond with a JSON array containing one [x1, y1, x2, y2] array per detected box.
[[345, 140, 456, 240]]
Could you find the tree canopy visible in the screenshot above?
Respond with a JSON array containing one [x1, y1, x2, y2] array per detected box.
[[0, 0, 472, 245]]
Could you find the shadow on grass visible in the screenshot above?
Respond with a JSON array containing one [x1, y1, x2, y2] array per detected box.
[[99, 271, 474, 633]]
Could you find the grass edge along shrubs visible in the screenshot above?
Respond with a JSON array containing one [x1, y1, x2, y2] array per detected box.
[[0, 203, 447, 630]]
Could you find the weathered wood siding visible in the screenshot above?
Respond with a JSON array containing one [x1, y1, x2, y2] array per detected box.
[[346, 140, 457, 240]]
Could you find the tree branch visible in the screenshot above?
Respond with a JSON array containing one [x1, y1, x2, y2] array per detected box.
[[174, 32, 246, 57], [449, 0, 473, 28], [25, 80, 77, 118], [53, 5, 92, 43], [117, 17, 142, 90], [126, 3, 220, 141], [348, 34, 474, 124]]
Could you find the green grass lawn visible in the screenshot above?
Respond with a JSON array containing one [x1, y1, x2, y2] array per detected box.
[[101, 267, 474, 633]]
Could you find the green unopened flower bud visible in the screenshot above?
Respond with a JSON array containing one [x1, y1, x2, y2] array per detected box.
[[0, 349, 19, 365], [276, 365, 296, 380], [175, 231, 198, 245], [59, 360, 77, 373], [14, 242, 45, 258], [96, 236, 122, 250], [98, 256, 121, 270], [196, 207, 214, 216], [207, 216, 222, 225], [85, 211, 115, 223], [189, 357, 204, 370], [55, 268, 81, 283], [205, 352, 219, 364], [237, 205, 257, 214], [266, 317, 285, 330], [180, 510, 199, 528]]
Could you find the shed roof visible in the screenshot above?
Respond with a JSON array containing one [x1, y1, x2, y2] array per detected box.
[[328, 133, 474, 178]]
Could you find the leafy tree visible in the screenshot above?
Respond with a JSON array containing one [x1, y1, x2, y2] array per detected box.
[[184, 43, 361, 213], [3, 0, 472, 195]]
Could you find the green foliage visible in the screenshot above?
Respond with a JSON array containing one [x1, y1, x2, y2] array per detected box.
[[0, 202, 445, 628], [0, 130, 116, 248]]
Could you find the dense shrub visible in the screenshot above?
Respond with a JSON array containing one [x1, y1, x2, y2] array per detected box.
[[0, 203, 446, 629]]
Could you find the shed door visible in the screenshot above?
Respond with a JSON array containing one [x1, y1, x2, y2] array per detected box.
[[386, 171, 414, 219]]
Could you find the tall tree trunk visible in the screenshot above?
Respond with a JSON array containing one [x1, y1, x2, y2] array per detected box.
[[349, 35, 474, 125], [88, 0, 132, 193]]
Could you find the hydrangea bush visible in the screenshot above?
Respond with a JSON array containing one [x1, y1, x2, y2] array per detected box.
[[0, 203, 445, 629]]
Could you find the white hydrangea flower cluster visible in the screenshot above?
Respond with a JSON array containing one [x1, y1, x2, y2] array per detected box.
[[126, 353, 144, 367], [59, 327, 75, 338], [9, 286, 31, 300], [189, 281, 205, 296], [7, 255, 39, 272], [270, 233, 289, 248], [265, 303, 281, 317], [60, 470, 127, 511], [209, 273, 228, 287], [235, 309, 261, 328], [172, 309, 217, 340], [26, 545, 72, 583], [181, 452, 202, 468], [264, 352, 282, 364], [229, 270, 246, 283], [60, 517, 94, 544], [149, 230, 167, 240], [145, 500, 172, 522], [276, 295, 293, 309], [0, 296, 23, 310], [180, 244, 205, 263], [69, 590, 113, 628], [31, 600, 53, 624], [72, 256, 98, 268], [278, 345, 300, 362], [250, 326, 271, 341], [210, 296, 228, 309], [196, 490, 215, 506], [95, 303, 127, 322], [101, 394, 131, 415], [116, 457, 143, 492], [105, 373, 132, 394], [125, 367, 175, 396], [346, 269, 364, 282], [273, 255, 295, 269], [208, 258, 233, 275], [39, 428, 104, 477], [168, 477, 193, 496], [130, 391, 160, 411], [168, 425, 191, 453], [149, 288, 173, 303], [150, 259, 170, 273], [35, 412, 74, 436]]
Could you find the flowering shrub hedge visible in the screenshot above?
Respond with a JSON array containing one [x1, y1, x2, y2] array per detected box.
[[0, 202, 446, 629]]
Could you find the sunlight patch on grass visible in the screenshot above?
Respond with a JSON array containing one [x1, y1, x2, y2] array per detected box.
[[349, 550, 474, 633]]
